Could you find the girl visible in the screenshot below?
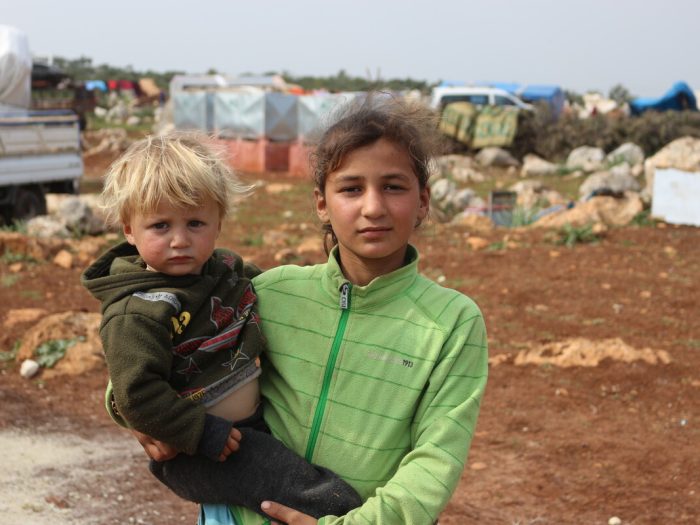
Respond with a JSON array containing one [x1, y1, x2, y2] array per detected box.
[[142, 95, 488, 525]]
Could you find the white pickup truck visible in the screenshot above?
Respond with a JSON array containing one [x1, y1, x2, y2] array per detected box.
[[0, 108, 83, 222], [0, 25, 83, 223]]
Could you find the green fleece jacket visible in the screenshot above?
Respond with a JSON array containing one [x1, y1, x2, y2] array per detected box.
[[225, 245, 488, 525], [82, 242, 265, 460]]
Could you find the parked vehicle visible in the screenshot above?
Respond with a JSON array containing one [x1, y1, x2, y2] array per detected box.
[[429, 86, 533, 111], [0, 25, 83, 223]]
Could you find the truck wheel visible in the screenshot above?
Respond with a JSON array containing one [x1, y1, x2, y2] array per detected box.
[[12, 186, 47, 221]]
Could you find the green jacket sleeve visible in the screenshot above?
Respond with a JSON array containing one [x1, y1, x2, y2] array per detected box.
[[320, 310, 488, 525]]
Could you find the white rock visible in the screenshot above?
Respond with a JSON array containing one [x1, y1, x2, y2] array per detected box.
[[606, 143, 645, 167], [608, 517, 622, 525], [567, 146, 606, 172], [475, 147, 519, 168], [521, 154, 558, 177], [431, 178, 456, 202], [20, 359, 40, 379]]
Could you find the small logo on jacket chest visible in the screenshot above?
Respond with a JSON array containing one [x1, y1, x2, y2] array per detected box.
[[366, 351, 414, 368]]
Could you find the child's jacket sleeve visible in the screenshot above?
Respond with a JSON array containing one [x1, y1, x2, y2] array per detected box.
[[101, 312, 232, 460]]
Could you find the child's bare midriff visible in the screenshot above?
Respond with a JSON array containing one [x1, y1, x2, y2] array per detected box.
[[206, 379, 261, 423]]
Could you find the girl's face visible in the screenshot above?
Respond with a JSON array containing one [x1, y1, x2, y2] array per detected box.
[[315, 138, 430, 285]]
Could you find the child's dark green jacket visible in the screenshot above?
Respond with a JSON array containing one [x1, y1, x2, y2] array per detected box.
[[81, 242, 264, 460]]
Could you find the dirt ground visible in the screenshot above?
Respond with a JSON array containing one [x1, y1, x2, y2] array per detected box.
[[0, 157, 698, 525]]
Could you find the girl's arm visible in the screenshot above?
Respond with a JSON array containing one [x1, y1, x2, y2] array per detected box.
[[319, 308, 488, 525]]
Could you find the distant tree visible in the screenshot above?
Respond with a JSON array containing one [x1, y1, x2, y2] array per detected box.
[[282, 69, 430, 93], [41, 57, 429, 95], [49, 56, 184, 91], [609, 84, 633, 104], [564, 89, 584, 106]]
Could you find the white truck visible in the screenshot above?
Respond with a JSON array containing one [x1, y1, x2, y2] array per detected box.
[[0, 25, 83, 223]]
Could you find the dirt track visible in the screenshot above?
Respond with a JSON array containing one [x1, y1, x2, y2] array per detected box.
[[0, 169, 698, 524]]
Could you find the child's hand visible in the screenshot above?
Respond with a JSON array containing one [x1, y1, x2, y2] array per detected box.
[[130, 428, 178, 462], [218, 427, 242, 461]]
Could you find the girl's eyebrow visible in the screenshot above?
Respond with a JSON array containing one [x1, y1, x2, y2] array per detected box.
[[333, 172, 411, 182], [332, 174, 363, 183]]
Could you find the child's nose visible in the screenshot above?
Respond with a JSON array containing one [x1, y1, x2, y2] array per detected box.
[[170, 229, 189, 247]]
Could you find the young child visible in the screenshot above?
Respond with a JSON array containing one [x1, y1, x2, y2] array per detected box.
[[180, 95, 489, 524], [81, 133, 361, 519]]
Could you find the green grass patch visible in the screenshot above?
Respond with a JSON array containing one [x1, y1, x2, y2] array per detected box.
[[0, 249, 37, 265], [34, 337, 84, 368], [0, 341, 19, 362], [19, 290, 42, 300], [0, 220, 28, 234], [630, 210, 656, 227], [1, 274, 20, 287], [555, 223, 601, 248]]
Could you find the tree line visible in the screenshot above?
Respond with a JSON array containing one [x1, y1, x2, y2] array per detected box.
[[50, 57, 432, 93]]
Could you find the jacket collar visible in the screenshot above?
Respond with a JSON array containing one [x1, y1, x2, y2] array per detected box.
[[320, 245, 419, 311]]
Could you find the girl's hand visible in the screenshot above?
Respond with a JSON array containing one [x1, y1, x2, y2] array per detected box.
[[261, 501, 317, 525], [130, 428, 178, 461], [218, 427, 243, 461]]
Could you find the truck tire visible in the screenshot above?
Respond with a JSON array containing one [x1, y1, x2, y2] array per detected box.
[[11, 185, 47, 221]]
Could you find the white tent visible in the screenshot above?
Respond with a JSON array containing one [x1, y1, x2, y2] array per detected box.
[[0, 25, 32, 109]]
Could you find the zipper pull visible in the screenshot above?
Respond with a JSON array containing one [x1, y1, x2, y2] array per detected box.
[[339, 282, 351, 309]]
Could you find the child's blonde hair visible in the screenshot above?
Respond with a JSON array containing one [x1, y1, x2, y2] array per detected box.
[[101, 132, 249, 227]]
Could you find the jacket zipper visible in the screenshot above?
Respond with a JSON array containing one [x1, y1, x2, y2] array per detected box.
[[304, 282, 351, 461]]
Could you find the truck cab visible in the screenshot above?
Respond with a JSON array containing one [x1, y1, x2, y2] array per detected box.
[[430, 86, 533, 111]]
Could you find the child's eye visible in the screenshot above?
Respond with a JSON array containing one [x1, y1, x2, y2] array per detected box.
[[188, 220, 205, 228], [151, 222, 168, 230], [339, 186, 361, 194]]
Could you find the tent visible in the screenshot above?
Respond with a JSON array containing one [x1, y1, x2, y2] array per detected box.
[[0, 25, 31, 108], [629, 82, 698, 115], [85, 80, 107, 92]]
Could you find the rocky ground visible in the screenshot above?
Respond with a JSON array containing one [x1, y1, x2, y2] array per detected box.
[[0, 162, 698, 524]]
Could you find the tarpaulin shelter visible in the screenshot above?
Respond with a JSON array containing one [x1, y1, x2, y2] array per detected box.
[[629, 81, 698, 115], [0, 25, 31, 109], [439, 102, 519, 148], [85, 80, 107, 92], [488, 82, 565, 118]]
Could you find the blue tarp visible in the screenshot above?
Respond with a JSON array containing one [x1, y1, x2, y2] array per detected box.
[[85, 80, 107, 92], [489, 82, 565, 118], [629, 81, 697, 115]]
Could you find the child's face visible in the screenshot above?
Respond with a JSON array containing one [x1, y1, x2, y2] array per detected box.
[[123, 197, 221, 276], [315, 138, 429, 282]]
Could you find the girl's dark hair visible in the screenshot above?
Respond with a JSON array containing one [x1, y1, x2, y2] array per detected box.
[[310, 93, 443, 252]]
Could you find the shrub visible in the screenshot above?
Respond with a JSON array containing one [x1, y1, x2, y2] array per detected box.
[[511, 108, 700, 162]]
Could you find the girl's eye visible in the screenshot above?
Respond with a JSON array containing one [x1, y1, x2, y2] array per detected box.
[[189, 220, 205, 228]]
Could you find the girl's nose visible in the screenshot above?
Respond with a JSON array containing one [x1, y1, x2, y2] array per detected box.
[[362, 189, 386, 218]]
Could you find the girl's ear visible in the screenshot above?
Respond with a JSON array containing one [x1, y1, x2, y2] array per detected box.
[[417, 185, 431, 223], [123, 224, 136, 245], [314, 188, 330, 223]]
